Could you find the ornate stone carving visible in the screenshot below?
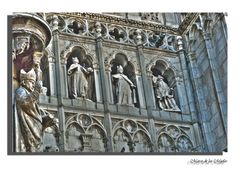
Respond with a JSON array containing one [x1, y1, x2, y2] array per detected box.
[[65, 113, 107, 152], [62, 12, 178, 34], [46, 13, 179, 51], [113, 119, 153, 152], [157, 124, 194, 152]]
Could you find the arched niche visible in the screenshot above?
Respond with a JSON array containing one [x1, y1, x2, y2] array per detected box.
[[66, 46, 96, 101], [150, 59, 180, 111], [110, 53, 139, 107]]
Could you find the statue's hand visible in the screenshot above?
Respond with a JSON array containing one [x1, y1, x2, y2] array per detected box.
[[87, 67, 93, 72]]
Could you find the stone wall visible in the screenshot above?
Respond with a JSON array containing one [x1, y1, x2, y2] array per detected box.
[[185, 13, 227, 152]]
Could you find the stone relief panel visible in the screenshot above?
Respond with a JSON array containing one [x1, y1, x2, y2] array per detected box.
[[65, 113, 107, 152], [157, 124, 195, 152], [112, 119, 153, 152]]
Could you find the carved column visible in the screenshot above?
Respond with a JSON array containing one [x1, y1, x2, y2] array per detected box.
[[175, 36, 193, 115], [52, 15, 66, 151], [135, 30, 158, 152], [95, 22, 114, 151]]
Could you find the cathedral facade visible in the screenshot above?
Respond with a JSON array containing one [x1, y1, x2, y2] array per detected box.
[[10, 12, 227, 153]]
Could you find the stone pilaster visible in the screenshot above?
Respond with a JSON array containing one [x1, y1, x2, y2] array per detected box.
[[135, 30, 158, 152], [176, 36, 198, 120], [52, 15, 66, 151], [95, 22, 114, 151]]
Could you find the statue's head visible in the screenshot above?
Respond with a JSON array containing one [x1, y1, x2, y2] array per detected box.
[[117, 65, 123, 73], [72, 57, 79, 64], [20, 69, 36, 92]]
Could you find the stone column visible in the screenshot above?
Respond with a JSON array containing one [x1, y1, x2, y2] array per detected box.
[[52, 15, 66, 151], [105, 68, 114, 104], [135, 73, 146, 108], [135, 29, 158, 152], [95, 22, 113, 151], [60, 59, 69, 98], [93, 66, 103, 103], [176, 36, 193, 115], [48, 57, 57, 96]]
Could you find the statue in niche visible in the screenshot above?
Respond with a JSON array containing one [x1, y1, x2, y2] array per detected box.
[[15, 69, 58, 152], [158, 135, 175, 152], [67, 57, 93, 99], [154, 75, 180, 111], [112, 65, 136, 106]]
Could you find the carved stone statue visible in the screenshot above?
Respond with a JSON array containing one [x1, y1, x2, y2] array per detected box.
[[112, 65, 136, 106], [154, 75, 180, 111], [15, 69, 58, 152], [67, 57, 93, 99]]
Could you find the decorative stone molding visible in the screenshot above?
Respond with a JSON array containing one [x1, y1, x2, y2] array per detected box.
[[61, 12, 179, 34], [145, 56, 179, 77], [60, 42, 98, 67], [157, 124, 195, 152], [112, 119, 153, 152], [104, 49, 140, 74], [45, 13, 179, 52], [65, 113, 107, 152]]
